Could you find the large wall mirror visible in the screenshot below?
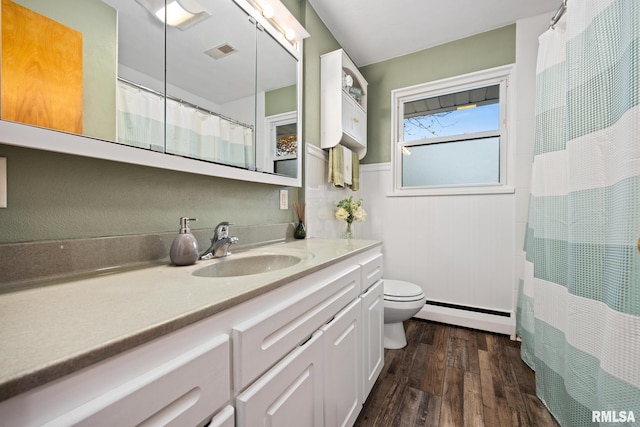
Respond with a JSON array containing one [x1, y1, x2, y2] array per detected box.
[[0, 0, 306, 186]]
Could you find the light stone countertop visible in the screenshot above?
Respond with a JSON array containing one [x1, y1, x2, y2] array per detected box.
[[0, 238, 381, 402]]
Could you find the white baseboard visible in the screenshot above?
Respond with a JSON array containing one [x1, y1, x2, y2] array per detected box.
[[414, 305, 516, 340]]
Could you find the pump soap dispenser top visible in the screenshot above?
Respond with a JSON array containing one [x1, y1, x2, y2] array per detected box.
[[170, 217, 199, 266]]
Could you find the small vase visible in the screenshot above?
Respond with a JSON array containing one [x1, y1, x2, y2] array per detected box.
[[342, 222, 353, 239], [294, 221, 307, 239]]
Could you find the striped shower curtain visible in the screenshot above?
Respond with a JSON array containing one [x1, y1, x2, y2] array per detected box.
[[116, 80, 255, 169], [517, 0, 640, 425]]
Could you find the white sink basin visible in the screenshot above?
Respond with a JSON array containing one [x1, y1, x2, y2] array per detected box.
[[192, 254, 304, 278]]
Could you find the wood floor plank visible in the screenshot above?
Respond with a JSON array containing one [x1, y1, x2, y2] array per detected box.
[[463, 371, 485, 427], [391, 386, 430, 427], [523, 392, 560, 426], [466, 330, 481, 375], [408, 343, 432, 391], [505, 344, 536, 395], [439, 366, 464, 426], [356, 320, 558, 427], [478, 349, 500, 427], [421, 324, 449, 396], [447, 336, 469, 371]]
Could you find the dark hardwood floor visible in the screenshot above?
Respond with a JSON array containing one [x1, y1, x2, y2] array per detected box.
[[355, 319, 560, 427]]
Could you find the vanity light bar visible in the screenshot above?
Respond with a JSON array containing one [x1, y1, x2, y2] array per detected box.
[[247, 0, 305, 44]]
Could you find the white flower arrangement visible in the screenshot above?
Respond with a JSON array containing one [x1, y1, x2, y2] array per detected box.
[[335, 196, 367, 228]]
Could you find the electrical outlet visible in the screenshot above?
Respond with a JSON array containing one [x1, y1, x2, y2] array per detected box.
[[279, 189, 288, 210], [0, 157, 6, 208]]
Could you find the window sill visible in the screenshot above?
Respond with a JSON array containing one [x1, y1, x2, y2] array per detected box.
[[388, 185, 515, 197]]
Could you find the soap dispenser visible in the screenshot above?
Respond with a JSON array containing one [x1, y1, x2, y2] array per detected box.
[[170, 217, 199, 266]]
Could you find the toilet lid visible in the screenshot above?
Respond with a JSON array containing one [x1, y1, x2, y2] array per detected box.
[[384, 280, 425, 302]]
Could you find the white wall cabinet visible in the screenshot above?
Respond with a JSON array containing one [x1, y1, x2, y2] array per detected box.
[[0, 247, 383, 427], [321, 49, 368, 159]]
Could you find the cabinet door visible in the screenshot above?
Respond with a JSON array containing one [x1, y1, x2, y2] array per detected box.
[[207, 406, 234, 427], [321, 299, 362, 427], [361, 280, 384, 400], [236, 332, 324, 427], [341, 93, 366, 145]]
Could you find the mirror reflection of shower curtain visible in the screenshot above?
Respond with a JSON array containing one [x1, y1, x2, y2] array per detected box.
[[117, 81, 255, 168], [116, 82, 163, 151], [517, 1, 640, 425]]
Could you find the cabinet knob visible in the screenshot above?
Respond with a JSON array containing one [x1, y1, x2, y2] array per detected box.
[[353, 117, 360, 123]]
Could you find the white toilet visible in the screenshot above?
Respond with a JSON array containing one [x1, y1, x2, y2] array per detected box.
[[383, 279, 426, 349]]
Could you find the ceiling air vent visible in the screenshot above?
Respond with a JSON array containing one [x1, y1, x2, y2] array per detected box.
[[205, 43, 238, 60]]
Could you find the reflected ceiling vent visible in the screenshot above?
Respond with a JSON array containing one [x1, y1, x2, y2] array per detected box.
[[205, 43, 239, 60]]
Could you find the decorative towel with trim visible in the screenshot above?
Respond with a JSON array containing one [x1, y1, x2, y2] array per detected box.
[[328, 146, 344, 187], [351, 151, 360, 191]]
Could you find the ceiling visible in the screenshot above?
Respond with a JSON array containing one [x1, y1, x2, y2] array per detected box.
[[307, 0, 561, 66]]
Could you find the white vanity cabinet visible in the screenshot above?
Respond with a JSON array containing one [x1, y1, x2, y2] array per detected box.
[[235, 248, 384, 427], [0, 331, 231, 427], [0, 244, 383, 427], [321, 49, 368, 159]]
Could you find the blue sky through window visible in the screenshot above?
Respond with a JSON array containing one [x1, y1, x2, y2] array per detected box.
[[403, 102, 499, 142]]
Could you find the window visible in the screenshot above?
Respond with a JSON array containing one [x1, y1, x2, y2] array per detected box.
[[391, 65, 514, 196]]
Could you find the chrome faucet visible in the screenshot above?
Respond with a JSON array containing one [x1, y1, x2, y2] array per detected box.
[[200, 221, 239, 259]]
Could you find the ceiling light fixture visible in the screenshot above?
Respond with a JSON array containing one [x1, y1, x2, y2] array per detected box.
[[137, 0, 211, 30]]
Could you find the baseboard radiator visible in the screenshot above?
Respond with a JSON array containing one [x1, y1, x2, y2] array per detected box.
[[414, 300, 516, 339]]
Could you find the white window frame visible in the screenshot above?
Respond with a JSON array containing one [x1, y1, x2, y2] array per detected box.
[[390, 64, 515, 196]]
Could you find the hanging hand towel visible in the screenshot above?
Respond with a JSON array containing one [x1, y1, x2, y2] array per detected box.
[[351, 151, 360, 191], [328, 146, 344, 187]]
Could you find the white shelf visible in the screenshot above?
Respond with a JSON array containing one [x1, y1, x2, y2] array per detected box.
[[320, 49, 368, 159]]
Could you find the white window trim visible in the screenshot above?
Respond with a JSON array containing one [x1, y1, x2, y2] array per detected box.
[[390, 64, 515, 196]]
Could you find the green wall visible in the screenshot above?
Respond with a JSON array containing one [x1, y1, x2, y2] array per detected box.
[[299, 2, 341, 148], [360, 25, 516, 164], [265, 85, 297, 116], [0, 144, 293, 243]]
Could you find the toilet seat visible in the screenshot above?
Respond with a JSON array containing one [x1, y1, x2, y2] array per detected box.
[[384, 280, 425, 302]]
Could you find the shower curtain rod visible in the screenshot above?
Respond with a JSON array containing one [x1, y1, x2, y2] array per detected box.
[[550, 0, 568, 29], [117, 77, 254, 130]]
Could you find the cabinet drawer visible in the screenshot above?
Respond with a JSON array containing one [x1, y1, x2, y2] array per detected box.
[[32, 334, 230, 427], [233, 266, 360, 390], [360, 253, 383, 292]]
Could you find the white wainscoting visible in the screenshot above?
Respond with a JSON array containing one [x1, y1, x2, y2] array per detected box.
[[360, 163, 516, 337], [304, 144, 516, 336]]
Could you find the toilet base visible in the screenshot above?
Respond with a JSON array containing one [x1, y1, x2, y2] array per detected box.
[[384, 322, 408, 349]]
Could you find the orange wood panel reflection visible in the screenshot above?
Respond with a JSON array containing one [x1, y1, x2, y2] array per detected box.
[[2, 0, 83, 133]]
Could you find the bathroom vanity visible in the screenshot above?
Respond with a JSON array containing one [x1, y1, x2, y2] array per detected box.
[[0, 239, 383, 427]]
